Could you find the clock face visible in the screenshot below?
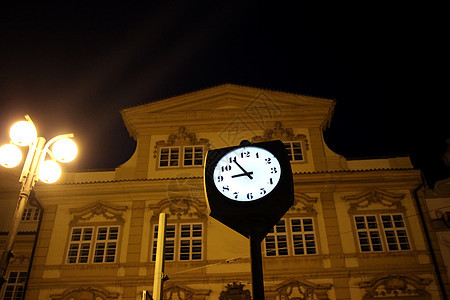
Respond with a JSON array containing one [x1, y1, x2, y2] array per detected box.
[[213, 146, 281, 202]]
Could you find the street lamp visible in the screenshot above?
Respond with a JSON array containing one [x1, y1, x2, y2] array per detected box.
[[0, 115, 77, 288]]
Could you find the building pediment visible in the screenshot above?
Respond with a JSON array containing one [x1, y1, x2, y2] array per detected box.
[[122, 84, 333, 114], [121, 84, 335, 138]]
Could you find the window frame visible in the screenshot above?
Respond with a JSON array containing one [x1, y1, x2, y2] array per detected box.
[[21, 207, 40, 222], [264, 217, 318, 257], [353, 213, 412, 253], [283, 141, 305, 162], [151, 222, 204, 262], [66, 225, 120, 264], [157, 146, 205, 168], [1, 271, 27, 300], [158, 146, 181, 168], [182, 145, 205, 167]]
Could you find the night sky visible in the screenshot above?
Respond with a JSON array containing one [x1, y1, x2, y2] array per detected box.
[[0, 2, 447, 187]]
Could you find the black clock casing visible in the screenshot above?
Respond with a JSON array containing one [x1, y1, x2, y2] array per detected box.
[[204, 140, 294, 243]]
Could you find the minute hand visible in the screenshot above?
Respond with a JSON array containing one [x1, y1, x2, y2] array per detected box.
[[232, 158, 253, 179]]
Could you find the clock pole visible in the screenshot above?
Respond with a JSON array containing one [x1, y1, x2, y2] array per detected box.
[[249, 233, 265, 299]]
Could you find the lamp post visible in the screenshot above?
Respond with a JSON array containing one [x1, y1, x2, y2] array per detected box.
[[0, 115, 77, 289]]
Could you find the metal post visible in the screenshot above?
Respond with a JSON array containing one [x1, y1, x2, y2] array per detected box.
[[0, 137, 45, 288], [249, 234, 265, 300], [152, 213, 167, 300]]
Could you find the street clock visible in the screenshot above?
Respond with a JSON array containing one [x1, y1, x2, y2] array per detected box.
[[204, 140, 294, 243]]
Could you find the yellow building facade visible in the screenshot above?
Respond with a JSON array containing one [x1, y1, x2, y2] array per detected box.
[[2, 84, 447, 299]]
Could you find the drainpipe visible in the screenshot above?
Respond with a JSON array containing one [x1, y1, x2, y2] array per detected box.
[[413, 174, 448, 299]]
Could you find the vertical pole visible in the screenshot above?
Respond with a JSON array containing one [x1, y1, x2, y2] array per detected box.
[[249, 234, 265, 300], [152, 213, 167, 300], [0, 137, 45, 289]]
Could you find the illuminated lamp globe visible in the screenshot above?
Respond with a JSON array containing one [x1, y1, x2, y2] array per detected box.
[[0, 144, 22, 168], [10, 121, 37, 146], [52, 138, 78, 163], [39, 160, 61, 183]]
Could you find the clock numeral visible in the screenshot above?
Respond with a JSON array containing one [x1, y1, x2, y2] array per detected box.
[[241, 151, 250, 158], [221, 165, 232, 172], [217, 175, 224, 182], [222, 185, 230, 192], [247, 193, 253, 200], [268, 178, 273, 185], [260, 188, 266, 195], [233, 192, 239, 199], [265, 158, 271, 164], [271, 167, 277, 174], [229, 156, 236, 163], [256, 152, 259, 158]]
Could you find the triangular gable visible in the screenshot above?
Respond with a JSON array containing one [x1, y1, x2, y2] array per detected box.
[[122, 84, 333, 114], [120, 84, 335, 138]]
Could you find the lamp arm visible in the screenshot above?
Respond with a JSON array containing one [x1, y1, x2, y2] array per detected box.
[[34, 134, 74, 180]]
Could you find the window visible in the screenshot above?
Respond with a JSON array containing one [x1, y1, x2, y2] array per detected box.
[[381, 214, 411, 251], [265, 219, 288, 256], [264, 218, 317, 256], [183, 146, 204, 166], [152, 223, 203, 261], [2, 271, 27, 300], [67, 226, 119, 264], [291, 218, 317, 255], [284, 142, 303, 161], [159, 147, 180, 167], [21, 207, 40, 221], [158, 146, 204, 168], [354, 214, 411, 252]]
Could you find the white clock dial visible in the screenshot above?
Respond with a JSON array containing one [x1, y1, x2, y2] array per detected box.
[[213, 146, 281, 201]]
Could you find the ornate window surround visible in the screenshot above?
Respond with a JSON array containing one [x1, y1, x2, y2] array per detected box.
[[219, 282, 251, 299], [359, 273, 432, 299], [161, 283, 211, 300], [264, 216, 318, 257], [49, 287, 119, 300], [265, 278, 332, 300], [65, 202, 127, 265], [149, 197, 208, 262], [154, 126, 210, 169], [344, 188, 415, 253], [264, 192, 320, 257], [251, 121, 310, 163], [1, 270, 27, 300], [151, 222, 204, 261]]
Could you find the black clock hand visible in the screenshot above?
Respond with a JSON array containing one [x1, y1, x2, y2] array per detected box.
[[231, 171, 254, 179], [232, 158, 253, 179]]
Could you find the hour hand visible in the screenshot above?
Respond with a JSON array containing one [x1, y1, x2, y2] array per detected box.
[[231, 171, 254, 179]]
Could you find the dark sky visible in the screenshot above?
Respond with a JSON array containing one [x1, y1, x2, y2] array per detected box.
[[0, 2, 448, 187]]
